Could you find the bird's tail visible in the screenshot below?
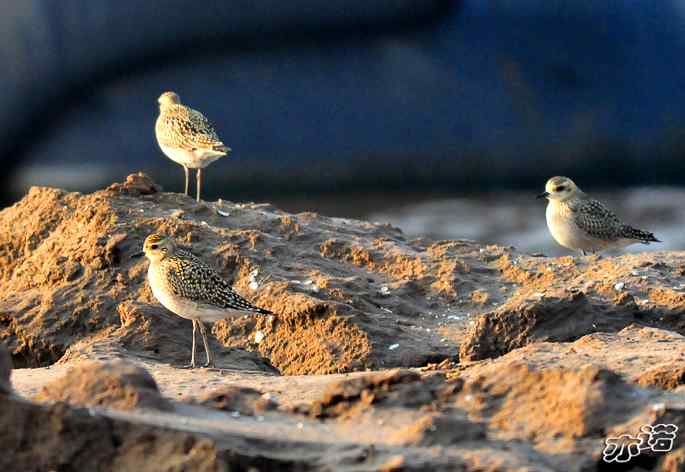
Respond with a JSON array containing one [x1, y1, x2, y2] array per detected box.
[[621, 225, 661, 244], [251, 306, 273, 315], [214, 144, 231, 154]]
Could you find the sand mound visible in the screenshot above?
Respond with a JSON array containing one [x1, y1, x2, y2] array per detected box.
[[308, 369, 457, 419], [0, 396, 223, 472], [389, 414, 486, 447], [0, 173, 504, 373], [34, 360, 169, 411], [637, 362, 685, 390], [459, 289, 646, 361], [194, 385, 278, 415], [461, 363, 635, 439]]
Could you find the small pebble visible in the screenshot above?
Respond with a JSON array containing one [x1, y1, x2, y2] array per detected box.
[[303, 279, 320, 293], [248, 269, 260, 291]]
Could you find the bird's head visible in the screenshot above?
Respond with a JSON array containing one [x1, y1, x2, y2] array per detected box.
[[538, 176, 578, 202], [158, 91, 181, 110], [143, 233, 175, 262]]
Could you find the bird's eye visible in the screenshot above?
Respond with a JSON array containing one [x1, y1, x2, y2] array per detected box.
[[555, 185, 566, 192], [150, 244, 158, 249]]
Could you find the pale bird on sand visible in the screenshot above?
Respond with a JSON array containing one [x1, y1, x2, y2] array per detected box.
[[538, 176, 660, 255], [143, 234, 272, 368], [155, 91, 231, 202]]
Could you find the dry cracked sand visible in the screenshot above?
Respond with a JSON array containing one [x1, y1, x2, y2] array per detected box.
[[2, 173, 685, 471]]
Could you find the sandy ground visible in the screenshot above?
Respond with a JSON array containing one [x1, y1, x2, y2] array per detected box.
[[2, 174, 685, 471]]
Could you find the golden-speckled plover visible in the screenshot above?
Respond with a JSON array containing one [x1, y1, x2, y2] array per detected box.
[[143, 234, 272, 368], [155, 91, 231, 202], [538, 176, 660, 255]]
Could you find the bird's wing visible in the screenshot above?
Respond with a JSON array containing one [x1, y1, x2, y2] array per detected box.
[[165, 251, 271, 314], [163, 251, 215, 298], [157, 105, 225, 152], [569, 198, 623, 240], [204, 272, 272, 314]]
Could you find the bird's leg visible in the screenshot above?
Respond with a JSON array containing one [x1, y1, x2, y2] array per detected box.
[[184, 319, 197, 369], [197, 321, 215, 368], [196, 168, 202, 202], [184, 166, 189, 196]]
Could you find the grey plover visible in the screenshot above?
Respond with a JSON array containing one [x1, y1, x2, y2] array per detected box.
[[538, 176, 660, 255], [155, 91, 231, 202], [143, 233, 272, 368]]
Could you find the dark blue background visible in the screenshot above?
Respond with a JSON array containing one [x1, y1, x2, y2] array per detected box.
[[3, 1, 685, 203]]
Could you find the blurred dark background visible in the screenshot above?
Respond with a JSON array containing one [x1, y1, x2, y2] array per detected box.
[[3, 0, 685, 253]]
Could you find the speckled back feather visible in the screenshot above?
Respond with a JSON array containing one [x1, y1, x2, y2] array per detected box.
[[159, 249, 271, 314], [568, 195, 658, 243], [156, 104, 229, 153]]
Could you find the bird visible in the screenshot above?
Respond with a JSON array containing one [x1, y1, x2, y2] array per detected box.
[[537, 176, 660, 255], [155, 91, 231, 202], [142, 233, 272, 368]]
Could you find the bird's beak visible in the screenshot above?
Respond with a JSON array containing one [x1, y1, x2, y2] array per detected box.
[[130, 251, 145, 259], [536, 191, 550, 199]]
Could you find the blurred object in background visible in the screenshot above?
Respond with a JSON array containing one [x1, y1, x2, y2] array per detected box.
[[0, 0, 452, 203], [2, 0, 685, 250], [0, 0, 685, 203]]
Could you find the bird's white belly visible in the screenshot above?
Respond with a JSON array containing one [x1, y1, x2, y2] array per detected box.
[[148, 265, 237, 322], [546, 204, 606, 252], [159, 144, 224, 169]]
